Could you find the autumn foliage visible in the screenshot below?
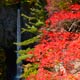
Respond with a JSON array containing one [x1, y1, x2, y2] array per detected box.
[[24, 1, 80, 80]]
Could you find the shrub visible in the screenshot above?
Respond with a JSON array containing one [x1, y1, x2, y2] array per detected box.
[[18, 1, 80, 80]]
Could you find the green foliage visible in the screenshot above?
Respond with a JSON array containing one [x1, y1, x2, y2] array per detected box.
[[21, 63, 38, 78], [16, 0, 46, 79], [14, 36, 39, 46], [72, 0, 80, 4], [16, 0, 46, 52], [15, 35, 39, 64], [17, 48, 32, 55], [21, 25, 38, 33], [0, 0, 19, 6], [17, 54, 33, 63], [58, 1, 69, 10], [21, 0, 46, 34], [58, 0, 80, 10], [17, 48, 34, 63], [21, 0, 37, 4], [0, 0, 38, 6], [1, 0, 80, 7]]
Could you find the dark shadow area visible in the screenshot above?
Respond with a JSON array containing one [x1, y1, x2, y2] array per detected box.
[[1, 46, 17, 80], [0, 5, 17, 80]]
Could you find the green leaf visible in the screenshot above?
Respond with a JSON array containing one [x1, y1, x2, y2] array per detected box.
[[17, 48, 33, 55], [22, 25, 38, 33], [14, 36, 39, 46], [27, 26, 38, 33], [17, 54, 33, 63], [21, 63, 38, 78], [21, 28, 27, 33], [35, 20, 44, 26], [21, 14, 35, 21]]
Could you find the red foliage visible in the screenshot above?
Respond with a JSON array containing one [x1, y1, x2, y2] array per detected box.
[[45, 4, 80, 29], [25, 4, 80, 80], [70, 4, 80, 10], [26, 32, 80, 80]]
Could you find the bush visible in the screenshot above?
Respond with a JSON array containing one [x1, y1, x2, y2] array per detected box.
[[17, 1, 80, 80]]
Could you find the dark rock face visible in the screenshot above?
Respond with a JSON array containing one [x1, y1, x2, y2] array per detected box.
[[0, 4, 34, 80], [0, 5, 17, 80], [0, 48, 6, 80], [0, 6, 17, 48]]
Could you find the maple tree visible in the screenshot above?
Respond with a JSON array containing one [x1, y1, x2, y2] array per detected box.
[[26, 32, 80, 80], [19, 1, 80, 80]]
